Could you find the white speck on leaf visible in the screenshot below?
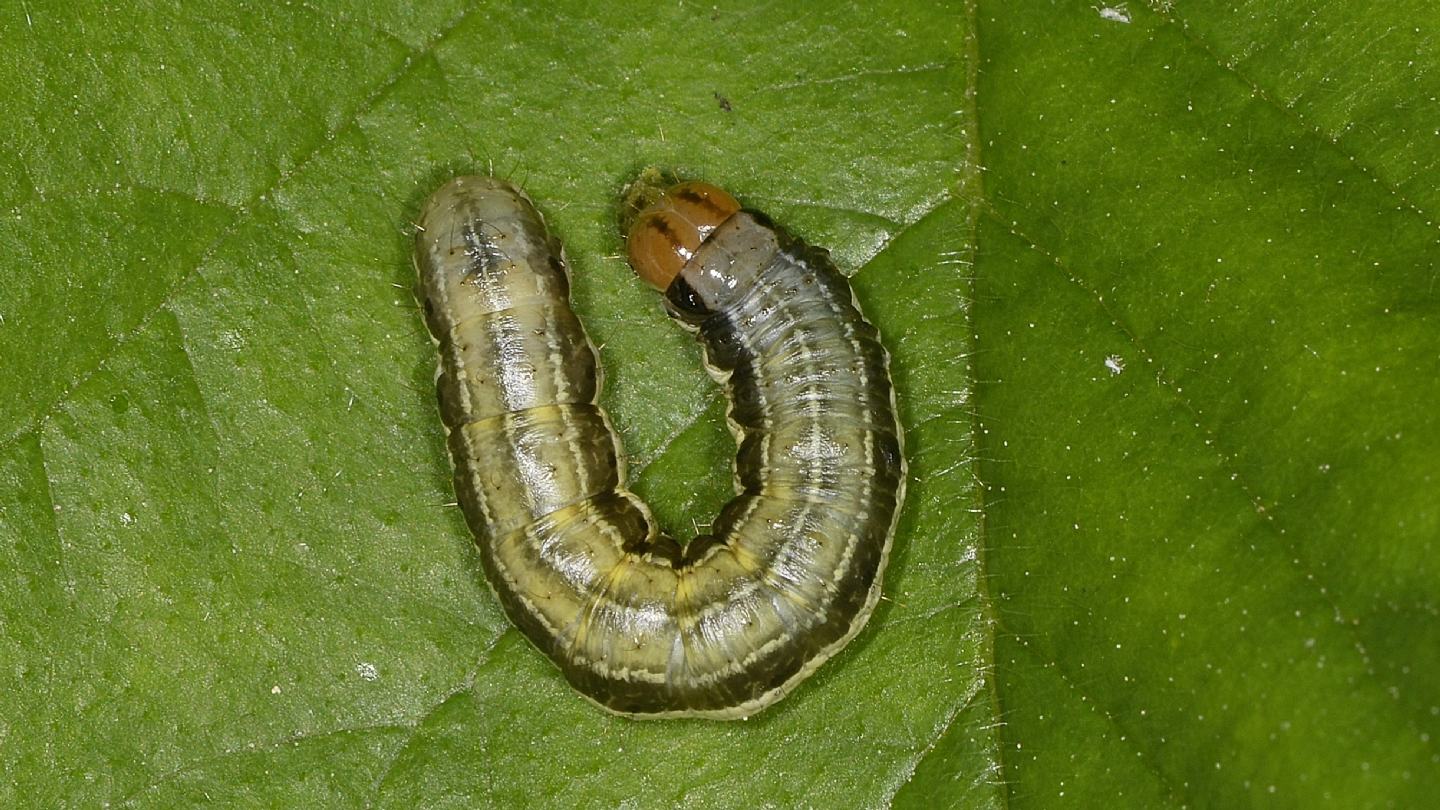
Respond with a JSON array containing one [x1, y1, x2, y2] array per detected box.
[[356, 662, 379, 682], [1096, 5, 1131, 23], [1105, 355, 1126, 375]]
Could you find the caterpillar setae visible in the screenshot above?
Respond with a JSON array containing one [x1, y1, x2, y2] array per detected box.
[[412, 174, 904, 719]]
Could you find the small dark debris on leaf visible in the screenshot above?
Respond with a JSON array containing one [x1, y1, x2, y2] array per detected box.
[[714, 92, 732, 113]]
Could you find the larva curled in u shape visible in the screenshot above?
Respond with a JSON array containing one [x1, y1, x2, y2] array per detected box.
[[412, 174, 904, 719]]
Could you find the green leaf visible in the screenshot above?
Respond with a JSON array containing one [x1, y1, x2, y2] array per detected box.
[[969, 1, 1439, 807], [2, 1, 1436, 807], [0, 2, 988, 807]]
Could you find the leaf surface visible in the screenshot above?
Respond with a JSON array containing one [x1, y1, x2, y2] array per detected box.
[[2, 1, 1436, 808], [0, 2, 990, 807]]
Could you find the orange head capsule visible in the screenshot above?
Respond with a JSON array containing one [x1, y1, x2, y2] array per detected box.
[[625, 181, 741, 290]]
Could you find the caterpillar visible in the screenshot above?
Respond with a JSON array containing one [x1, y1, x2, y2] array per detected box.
[[412, 175, 904, 719]]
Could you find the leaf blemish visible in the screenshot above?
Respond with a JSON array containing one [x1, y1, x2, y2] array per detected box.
[[1095, 5, 1131, 24]]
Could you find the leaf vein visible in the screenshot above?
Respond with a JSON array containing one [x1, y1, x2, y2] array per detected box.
[[978, 204, 1381, 680], [0, 4, 481, 457], [1153, 7, 1438, 235], [996, 615, 1190, 808]]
